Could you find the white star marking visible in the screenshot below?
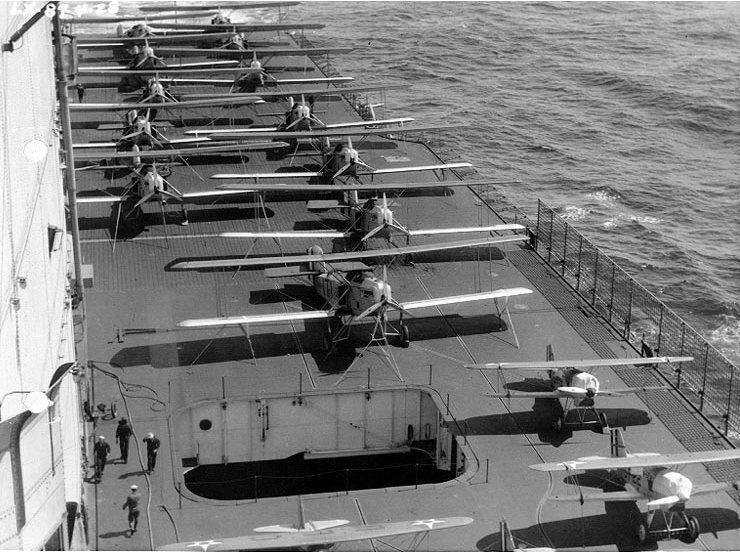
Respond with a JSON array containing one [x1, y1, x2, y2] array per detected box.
[[412, 519, 446, 530], [187, 540, 222, 552]]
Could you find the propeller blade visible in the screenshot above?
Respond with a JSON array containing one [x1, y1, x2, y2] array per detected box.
[[355, 300, 384, 321], [132, 191, 155, 210], [361, 223, 387, 242], [556, 386, 590, 397], [647, 496, 682, 507]]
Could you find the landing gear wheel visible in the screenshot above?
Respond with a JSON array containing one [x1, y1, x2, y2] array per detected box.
[[680, 516, 700, 544], [552, 416, 563, 432], [322, 332, 332, 353], [398, 324, 410, 348], [635, 520, 648, 544]]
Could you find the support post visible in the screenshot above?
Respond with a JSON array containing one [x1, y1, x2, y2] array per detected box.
[[53, 7, 84, 304]]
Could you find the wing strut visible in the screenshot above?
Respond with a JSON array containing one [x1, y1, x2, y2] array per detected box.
[[240, 324, 257, 364]]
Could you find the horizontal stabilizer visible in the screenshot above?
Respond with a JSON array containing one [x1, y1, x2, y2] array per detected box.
[[306, 199, 343, 211], [178, 311, 330, 328], [401, 288, 533, 311]]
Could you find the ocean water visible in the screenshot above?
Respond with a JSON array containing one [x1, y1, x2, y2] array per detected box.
[[96, 2, 739, 365], [290, 1, 740, 365]]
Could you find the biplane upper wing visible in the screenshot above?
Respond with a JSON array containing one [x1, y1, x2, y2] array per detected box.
[[68, 96, 265, 112], [74, 137, 211, 149], [77, 189, 259, 205], [530, 449, 740, 472], [400, 288, 533, 311], [151, 47, 353, 57], [77, 32, 259, 45], [74, 142, 288, 161], [187, 117, 415, 135], [465, 356, 694, 370], [171, 235, 527, 270], [68, 12, 217, 24], [178, 311, 331, 329], [221, 224, 525, 240], [144, 23, 325, 32], [211, 163, 473, 180], [156, 517, 474, 551], [138, 2, 299, 12], [178, 83, 411, 101], [215, 178, 521, 192], [203, 123, 469, 139]]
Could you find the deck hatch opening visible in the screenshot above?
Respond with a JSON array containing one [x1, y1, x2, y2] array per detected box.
[[175, 388, 461, 500]]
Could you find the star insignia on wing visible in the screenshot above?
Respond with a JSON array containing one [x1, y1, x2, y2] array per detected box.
[[412, 519, 446, 529], [187, 540, 222, 552]]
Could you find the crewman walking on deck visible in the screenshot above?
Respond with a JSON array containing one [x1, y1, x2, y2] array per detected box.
[[143, 432, 160, 474], [122, 484, 141, 534], [93, 435, 110, 481], [116, 418, 133, 463]]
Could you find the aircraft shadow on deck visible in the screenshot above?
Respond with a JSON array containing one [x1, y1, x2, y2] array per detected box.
[[476, 506, 740, 552], [457, 400, 651, 447], [80, 206, 272, 235], [108, 313, 508, 370]]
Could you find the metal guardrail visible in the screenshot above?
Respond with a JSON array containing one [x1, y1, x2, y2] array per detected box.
[[534, 200, 740, 437]]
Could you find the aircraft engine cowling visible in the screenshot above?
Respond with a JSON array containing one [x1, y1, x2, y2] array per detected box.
[[570, 371, 599, 397], [652, 470, 692, 507]]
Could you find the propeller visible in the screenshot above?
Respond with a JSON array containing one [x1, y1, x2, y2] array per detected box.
[[333, 137, 375, 179], [360, 193, 411, 243]]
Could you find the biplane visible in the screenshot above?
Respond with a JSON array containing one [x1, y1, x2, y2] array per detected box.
[[466, 345, 693, 432], [157, 496, 472, 551], [176, 236, 532, 383], [216, 179, 525, 246], [530, 429, 740, 544], [207, 125, 473, 183]]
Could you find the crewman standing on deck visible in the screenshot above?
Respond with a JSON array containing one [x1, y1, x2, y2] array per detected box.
[[143, 432, 160, 474]]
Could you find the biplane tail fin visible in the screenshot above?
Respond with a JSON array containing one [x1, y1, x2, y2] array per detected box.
[[610, 428, 627, 458]]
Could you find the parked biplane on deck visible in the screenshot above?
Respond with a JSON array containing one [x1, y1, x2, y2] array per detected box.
[[156, 496, 472, 551], [175, 237, 532, 380], [466, 344, 693, 432], [530, 429, 740, 544], [215, 179, 525, 246], [207, 125, 473, 183]]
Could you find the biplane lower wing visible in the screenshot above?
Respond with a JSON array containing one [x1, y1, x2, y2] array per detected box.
[[74, 142, 288, 161], [530, 449, 740, 472], [178, 310, 331, 329], [484, 386, 669, 399], [73, 137, 211, 149], [550, 481, 740, 503], [156, 516, 474, 551], [466, 356, 694, 370], [400, 288, 533, 311], [171, 235, 526, 270], [69, 96, 265, 112]]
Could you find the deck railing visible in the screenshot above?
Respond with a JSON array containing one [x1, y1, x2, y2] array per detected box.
[[534, 200, 740, 437]]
